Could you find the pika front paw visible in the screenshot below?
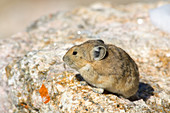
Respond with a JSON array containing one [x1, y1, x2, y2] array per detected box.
[[92, 87, 104, 94]]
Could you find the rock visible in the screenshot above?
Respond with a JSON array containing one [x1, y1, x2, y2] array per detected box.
[[149, 4, 170, 33], [0, 1, 169, 113]]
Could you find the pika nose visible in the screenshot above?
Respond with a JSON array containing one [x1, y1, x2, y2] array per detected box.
[[63, 55, 69, 62]]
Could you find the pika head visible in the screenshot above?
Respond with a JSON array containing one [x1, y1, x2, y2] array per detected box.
[[63, 40, 107, 70], [63, 40, 139, 98]]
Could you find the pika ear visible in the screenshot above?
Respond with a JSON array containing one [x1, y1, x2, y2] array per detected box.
[[92, 46, 106, 61], [97, 40, 104, 44]]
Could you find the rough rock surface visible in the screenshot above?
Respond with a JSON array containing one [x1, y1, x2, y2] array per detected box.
[[0, 2, 170, 113]]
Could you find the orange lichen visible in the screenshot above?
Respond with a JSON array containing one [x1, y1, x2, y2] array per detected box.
[[150, 49, 170, 76], [39, 84, 50, 104], [20, 103, 29, 109]]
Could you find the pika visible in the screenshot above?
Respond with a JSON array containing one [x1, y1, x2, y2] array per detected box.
[[63, 40, 139, 98]]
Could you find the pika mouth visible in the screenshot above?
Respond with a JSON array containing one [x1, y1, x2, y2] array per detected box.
[[65, 61, 77, 69], [70, 63, 77, 69]]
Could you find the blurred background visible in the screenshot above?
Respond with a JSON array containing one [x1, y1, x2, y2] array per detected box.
[[0, 0, 165, 39]]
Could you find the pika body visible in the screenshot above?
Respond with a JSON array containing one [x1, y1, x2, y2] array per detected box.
[[63, 40, 139, 98]]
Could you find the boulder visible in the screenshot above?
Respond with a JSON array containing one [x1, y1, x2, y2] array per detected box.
[[0, 2, 169, 112]]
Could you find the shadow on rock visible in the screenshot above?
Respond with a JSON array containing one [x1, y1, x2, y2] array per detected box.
[[135, 82, 154, 101], [75, 74, 154, 101], [75, 74, 85, 81]]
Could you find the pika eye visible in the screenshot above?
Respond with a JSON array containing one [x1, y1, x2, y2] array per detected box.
[[73, 51, 77, 55]]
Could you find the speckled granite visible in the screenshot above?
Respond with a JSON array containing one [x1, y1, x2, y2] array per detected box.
[[0, 2, 169, 113]]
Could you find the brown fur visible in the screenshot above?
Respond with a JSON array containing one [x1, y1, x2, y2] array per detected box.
[[63, 40, 139, 98]]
